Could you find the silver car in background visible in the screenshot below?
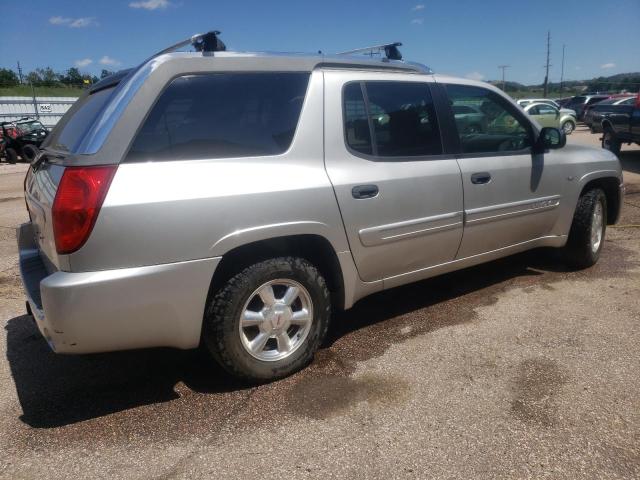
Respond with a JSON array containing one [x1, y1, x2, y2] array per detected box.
[[18, 33, 624, 382]]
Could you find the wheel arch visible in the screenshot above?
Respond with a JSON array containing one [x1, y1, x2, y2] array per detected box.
[[206, 234, 346, 315], [579, 175, 622, 225]]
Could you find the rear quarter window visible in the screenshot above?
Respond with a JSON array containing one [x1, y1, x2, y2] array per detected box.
[[126, 72, 310, 162]]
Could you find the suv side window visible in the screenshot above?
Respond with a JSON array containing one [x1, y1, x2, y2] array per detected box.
[[126, 72, 309, 162], [343, 81, 442, 158], [445, 84, 533, 154]]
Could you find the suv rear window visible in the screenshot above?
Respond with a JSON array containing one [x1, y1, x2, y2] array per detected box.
[[45, 87, 116, 152], [126, 73, 309, 162]]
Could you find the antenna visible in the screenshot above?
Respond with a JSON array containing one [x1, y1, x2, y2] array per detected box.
[[338, 42, 403, 61], [498, 65, 510, 91]]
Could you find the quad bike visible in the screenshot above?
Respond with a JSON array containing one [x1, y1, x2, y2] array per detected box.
[[1, 118, 49, 164]]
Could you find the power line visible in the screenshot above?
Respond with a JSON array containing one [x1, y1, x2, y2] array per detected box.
[[498, 65, 510, 91]]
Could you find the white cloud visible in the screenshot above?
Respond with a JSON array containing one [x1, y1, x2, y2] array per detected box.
[[49, 16, 72, 25], [75, 58, 93, 68], [412, 4, 425, 10], [49, 16, 97, 28], [129, 0, 171, 10], [99, 56, 121, 67], [411, 18, 424, 24], [600, 62, 616, 69], [465, 71, 485, 81]]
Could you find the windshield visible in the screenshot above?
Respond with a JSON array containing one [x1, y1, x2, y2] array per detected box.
[[43, 87, 115, 152], [17, 121, 45, 133]]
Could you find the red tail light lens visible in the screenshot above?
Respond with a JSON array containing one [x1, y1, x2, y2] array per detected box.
[[52, 165, 117, 254]]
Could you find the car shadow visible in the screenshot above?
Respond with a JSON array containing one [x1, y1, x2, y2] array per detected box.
[[5, 248, 571, 429]]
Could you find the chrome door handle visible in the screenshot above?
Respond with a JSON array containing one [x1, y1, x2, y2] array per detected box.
[[352, 184, 379, 199], [471, 172, 491, 184]]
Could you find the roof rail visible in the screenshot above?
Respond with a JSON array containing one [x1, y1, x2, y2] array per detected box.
[[338, 42, 403, 61], [146, 30, 226, 61]]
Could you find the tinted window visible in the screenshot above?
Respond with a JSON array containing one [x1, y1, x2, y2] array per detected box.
[[46, 87, 115, 152], [453, 105, 476, 114], [537, 104, 557, 115], [364, 82, 442, 157], [587, 96, 607, 105], [620, 97, 635, 105], [567, 96, 586, 106], [446, 84, 532, 154], [344, 83, 373, 155], [127, 73, 309, 162]]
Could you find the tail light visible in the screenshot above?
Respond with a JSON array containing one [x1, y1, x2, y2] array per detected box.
[[52, 165, 117, 254]]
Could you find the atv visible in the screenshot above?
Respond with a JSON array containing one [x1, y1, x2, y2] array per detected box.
[[1, 118, 49, 164]]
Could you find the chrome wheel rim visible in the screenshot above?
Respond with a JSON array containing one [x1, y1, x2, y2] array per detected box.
[[591, 201, 604, 253], [563, 121, 573, 134], [239, 279, 313, 362]]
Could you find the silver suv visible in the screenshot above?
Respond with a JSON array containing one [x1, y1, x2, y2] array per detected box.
[[18, 33, 623, 382]]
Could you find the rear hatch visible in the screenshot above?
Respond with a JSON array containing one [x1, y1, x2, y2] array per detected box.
[[24, 83, 120, 271]]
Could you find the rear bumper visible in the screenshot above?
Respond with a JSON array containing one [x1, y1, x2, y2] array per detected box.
[[17, 222, 219, 354]]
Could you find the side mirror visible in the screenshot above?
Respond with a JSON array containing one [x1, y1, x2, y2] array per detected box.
[[535, 127, 566, 152]]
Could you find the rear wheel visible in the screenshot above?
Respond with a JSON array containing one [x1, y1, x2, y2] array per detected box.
[[563, 188, 607, 269], [4, 148, 17, 164], [22, 145, 38, 163], [202, 257, 331, 382], [602, 128, 621, 155]]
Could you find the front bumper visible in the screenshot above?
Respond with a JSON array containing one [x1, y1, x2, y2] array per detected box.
[[17, 222, 220, 354]]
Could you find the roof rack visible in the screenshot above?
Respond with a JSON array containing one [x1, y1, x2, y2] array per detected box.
[[148, 30, 226, 60], [337, 42, 403, 61]]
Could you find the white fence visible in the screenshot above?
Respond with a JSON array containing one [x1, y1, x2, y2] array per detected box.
[[0, 96, 78, 129]]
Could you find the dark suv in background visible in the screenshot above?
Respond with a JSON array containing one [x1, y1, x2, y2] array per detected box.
[[564, 94, 610, 121]]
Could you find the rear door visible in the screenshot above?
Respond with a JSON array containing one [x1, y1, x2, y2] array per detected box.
[[324, 71, 464, 282], [442, 83, 566, 258]]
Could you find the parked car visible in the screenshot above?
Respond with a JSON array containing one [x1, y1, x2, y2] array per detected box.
[[452, 104, 487, 133], [523, 102, 577, 134], [18, 32, 623, 382], [601, 92, 640, 154], [564, 94, 630, 121], [584, 96, 636, 133], [1, 118, 49, 164], [517, 98, 577, 120]]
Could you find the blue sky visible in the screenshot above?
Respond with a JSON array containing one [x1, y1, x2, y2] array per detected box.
[[2, 0, 639, 84]]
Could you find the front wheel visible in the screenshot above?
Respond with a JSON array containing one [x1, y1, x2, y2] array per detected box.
[[602, 129, 621, 155], [202, 257, 331, 382], [563, 188, 607, 269], [562, 120, 575, 135], [5, 148, 17, 164]]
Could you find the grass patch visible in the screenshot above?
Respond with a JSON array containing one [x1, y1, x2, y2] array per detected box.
[[0, 85, 85, 97]]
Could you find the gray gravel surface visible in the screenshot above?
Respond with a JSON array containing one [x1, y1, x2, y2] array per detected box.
[[1, 127, 639, 479]]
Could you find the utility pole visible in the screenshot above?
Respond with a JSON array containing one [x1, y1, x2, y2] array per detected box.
[[559, 44, 565, 94], [16, 61, 23, 84], [498, 65, 510, 92], [543, 30, 551, 98]]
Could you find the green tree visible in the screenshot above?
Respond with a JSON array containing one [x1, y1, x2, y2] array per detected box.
[[0, 68, 19, 87], [35, 67, 59, 86], [61, 67, 83, 86]]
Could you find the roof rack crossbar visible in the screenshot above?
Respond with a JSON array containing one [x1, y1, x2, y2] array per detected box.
[[337, 42, 403, 61], [147, 30, 226, 61]]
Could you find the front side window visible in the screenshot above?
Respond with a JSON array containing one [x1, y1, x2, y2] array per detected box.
[[126, 72, 309, 162], [446, 84, 533, 154], [343, 81, 442, 158]]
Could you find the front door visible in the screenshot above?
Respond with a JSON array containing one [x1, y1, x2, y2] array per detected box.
[[443, 83, 565, 258], [324, 72, 464, 282]]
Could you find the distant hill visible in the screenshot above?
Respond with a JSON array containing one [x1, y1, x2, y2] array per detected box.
[[489, 72, 640, 96]]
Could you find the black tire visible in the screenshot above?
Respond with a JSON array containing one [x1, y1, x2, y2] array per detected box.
[[563, 188, 607, 269], [202, 257, 331, 382], [602, 128, 621, 155], [22, 144, 38, 163], [5, 148, 17, 164]]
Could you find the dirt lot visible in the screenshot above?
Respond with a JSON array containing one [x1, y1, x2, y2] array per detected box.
[[1, 127, 639, 479]]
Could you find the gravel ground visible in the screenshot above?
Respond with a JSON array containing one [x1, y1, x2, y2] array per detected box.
[[0, 127, 639, 479]]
